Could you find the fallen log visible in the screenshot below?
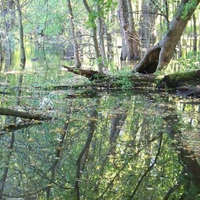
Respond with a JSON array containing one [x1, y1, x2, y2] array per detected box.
[[0, 107, 54, 120], [63, 65, 158, 89], [63, 66, 200, 92], [62, 65, 108, 81], [159, 69, 200, 88]]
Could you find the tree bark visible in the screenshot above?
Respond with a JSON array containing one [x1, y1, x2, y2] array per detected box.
[[193, 14, 197, 53], [139, 0, 158, 49], [0, 34, 3, 71], [2, 0, 15, 72], [134, 0, 200, 74], [118, 0, 140, 61], [0, 107, 54, 120], [66, 0, 82, 68], [96, 2, 107, 69], [16, 0, 26, 69]]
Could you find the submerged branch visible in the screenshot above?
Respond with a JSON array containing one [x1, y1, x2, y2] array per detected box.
[[0, 107, 54, 120], [3, 121, 42, 132]]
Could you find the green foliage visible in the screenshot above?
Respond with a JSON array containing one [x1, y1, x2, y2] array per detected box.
[[23, 0, 66, 36], [182, 0, 199, 19], [112, 67, 133, 88], [116, 75, 133, 89], [85, 0, 116, 29], [1, 0, 200, 198], [176, 52, 200, 71]]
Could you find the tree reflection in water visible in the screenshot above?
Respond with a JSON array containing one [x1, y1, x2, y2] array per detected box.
[[0, 90, 200, 200]]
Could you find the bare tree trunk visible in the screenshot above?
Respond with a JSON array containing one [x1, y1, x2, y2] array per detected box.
[[118, 0, 140, 61], [82, 0, 103, 73], [134, 0, 200, 74], [97, 4, 107, 70], [1, 0, 15, 72], [105, 6, 114, 63], [193, 14, 197, 53], [0, 35, 3, 71], [139, 0, 158, 50], [66, 0, 82, 68], [16, 0, 26, 69], [126, 0, 140, 60], [106, 33, 113, 62]]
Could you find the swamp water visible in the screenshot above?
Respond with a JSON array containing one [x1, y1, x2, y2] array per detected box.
[[0, 47, 200, 200]]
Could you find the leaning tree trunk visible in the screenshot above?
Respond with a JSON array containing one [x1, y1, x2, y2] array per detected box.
[[134, 0, 200, 74], [66, 0, 82, 68], [118, 0, 140, 61]]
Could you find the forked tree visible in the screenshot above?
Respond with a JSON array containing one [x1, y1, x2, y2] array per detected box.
[[134, 0, 200, 74]]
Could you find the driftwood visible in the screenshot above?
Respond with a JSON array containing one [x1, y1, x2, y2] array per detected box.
[[62, 65, 108, 81], [0, 107, 54, 120]]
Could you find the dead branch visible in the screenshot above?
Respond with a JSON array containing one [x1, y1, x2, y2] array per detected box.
[[62, 65, 108, 81], [0, 107, 54, 120]]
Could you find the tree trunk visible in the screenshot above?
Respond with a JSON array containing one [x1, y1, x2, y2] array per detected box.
[[2, 0, 15, 72], [106, 32, 113, 62], [118, 0, 140, 61], [66, 0, 82, 68], [139, 0, 158, 50], [106, 6, 115, 62], [82, 0, 103, 73], [193, 14, 197, 53], [134, 0, 200, 74], [96, 3, 107, 69], [16, 0, 26, 69], [0, 34, 3, 71]]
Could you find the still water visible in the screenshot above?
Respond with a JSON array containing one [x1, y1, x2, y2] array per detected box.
[[0, 45, 200, 200]]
